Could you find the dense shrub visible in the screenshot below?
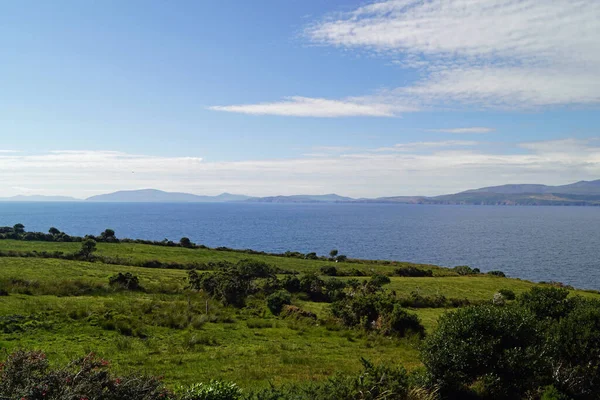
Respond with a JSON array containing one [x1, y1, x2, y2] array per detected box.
[[331, 293, 424, 337], [498, 288, 516, 300], [281, 275, 301, 293], [422, 304, 545, 398], [0, 350, 171, 400], [393, 267, 433, 277], [487, 270, 506, 277], [320, 265, 338, 276], [370, 273, 391, 286], [452, 265, 480, 275], [548, 298, 600, 398], [518, 286, 572, 320], [109, 272, 142, 291], [266, 290, 292, 315]]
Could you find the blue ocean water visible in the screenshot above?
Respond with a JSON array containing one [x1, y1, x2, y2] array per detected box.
[[1, 202, 599, 289]]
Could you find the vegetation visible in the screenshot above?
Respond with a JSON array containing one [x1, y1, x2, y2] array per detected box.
[[0, 225, 599, 399]]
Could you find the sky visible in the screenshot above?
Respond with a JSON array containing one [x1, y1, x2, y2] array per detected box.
[[1, 0, 599, 198]]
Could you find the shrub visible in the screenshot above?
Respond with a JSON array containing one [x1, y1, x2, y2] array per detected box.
[[266, 290, 292, 315], [518, 286, 572, 320], [547, 298, 600, 397], [108, 272, 141, 291], [488, 270, 507, 277], [331, 293, 424, 337], [393, 267, 433, 277], [370, 273, 391, 286], [453, 265, 480, 275], [281, 275, 301, 293], [498, 288, 516, 300], [421, 304, 545, 398], [178, 380, 242, 400], [320, 265, 338, 276], [0, 350, 171, 400]]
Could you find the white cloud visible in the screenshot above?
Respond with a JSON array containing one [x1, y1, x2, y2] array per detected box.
[[209, 96, 417, 117], [210, 0, 600, 116], [426, 127, 495, 134], [1, 141, 599, 198]]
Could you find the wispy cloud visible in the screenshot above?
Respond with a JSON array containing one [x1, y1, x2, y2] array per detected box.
[[209, 96, 416, 117], [2, 140, 599, 197], [211, 0, 600, 116], [426, 127, 495, 134]]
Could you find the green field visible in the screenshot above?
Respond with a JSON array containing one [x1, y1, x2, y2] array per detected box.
[[0, 238, 596, 390]]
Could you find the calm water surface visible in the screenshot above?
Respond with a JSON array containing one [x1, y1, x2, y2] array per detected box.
[[1, 202, 599, 289]]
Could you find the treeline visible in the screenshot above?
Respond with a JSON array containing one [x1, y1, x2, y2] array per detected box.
[[0, 224, 426, 265]]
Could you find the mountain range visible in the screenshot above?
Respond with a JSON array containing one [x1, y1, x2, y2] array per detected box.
[[2, 180, 600, 206]]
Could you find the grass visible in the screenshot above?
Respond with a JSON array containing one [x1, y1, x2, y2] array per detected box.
[[0, 239, 454, 275], [0, 239, 597, 390]]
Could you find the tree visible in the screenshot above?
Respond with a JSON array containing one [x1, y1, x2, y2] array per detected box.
[[79, 239, 97, 259], [180, 237, 193, 248], [329, 249, 339, 258], [12, 223, 25, 234], [48, 227, 60, 235]]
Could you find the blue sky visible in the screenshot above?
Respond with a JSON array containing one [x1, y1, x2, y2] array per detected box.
[[1, 0, 599, 198]]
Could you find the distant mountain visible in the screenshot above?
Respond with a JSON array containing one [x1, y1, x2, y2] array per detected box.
[[6, 179, 600, 206], [246, 194, 354, 203], [86, 189, 252, 203], [464, 180, 600, 195], [0, 195, 81, 202]]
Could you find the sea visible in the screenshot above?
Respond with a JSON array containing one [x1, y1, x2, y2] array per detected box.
[[1, 202, 599, 290]]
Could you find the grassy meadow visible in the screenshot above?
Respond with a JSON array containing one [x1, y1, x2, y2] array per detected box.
[[0, 237, 597, 391]]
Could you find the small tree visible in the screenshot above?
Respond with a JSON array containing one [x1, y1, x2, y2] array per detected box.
[[100, 228, 116, 241], [180, 237, 193, 248], [48, 227, 60, 235], [329, 249, 339, 258], [12, 223, 25, 234], [79, 239, 97, 259]]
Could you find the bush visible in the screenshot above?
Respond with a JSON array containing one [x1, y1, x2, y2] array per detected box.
[[320, 266, 338, 276], [331, 293, 424, 337], [498, 288, 516, 300], [177, 380, 242, 400], [108, 272, 141, 291], [393, 267, 433, 277], [488, 270, 507, 277], [453, 265, 480, 275], [421, 304, 545, 398], [548, 298, 600, 397], [266, 290, 292, 315], [0, 350, 171, 400], [519, 286, 572, 319], [370, 273, 391, 286]]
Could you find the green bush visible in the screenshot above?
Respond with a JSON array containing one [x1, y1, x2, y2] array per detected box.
[[453, 265, 480, 275], [370, 273, 391, 286], [422, 304, 545, 398], [108, 272, 142, 291], [518, 286, 572, 319], [266, 290, 292, 315], [498, 288, 516, 300]]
